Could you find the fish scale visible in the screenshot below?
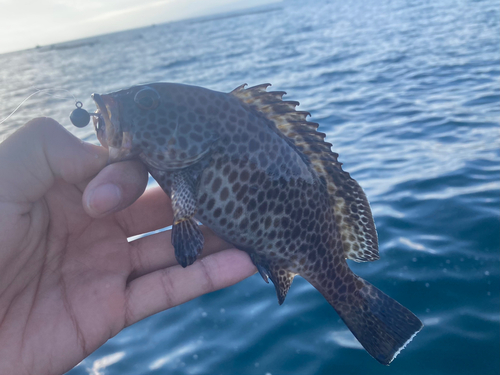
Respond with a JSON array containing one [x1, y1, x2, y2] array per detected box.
[[91, 82, 423, 365]]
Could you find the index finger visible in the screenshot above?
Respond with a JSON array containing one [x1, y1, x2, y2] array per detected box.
[[0, 118, 107, 205]]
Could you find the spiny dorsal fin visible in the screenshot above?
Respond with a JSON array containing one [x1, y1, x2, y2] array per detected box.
[[231, 83, 379, 262]]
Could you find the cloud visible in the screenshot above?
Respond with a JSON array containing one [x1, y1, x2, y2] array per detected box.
[[83, 0, 176, 23], [0, 0, 282, 53]]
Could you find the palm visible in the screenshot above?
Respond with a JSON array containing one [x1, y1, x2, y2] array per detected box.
[[11, 179, 132, 372], [0, 119, 255, 375]]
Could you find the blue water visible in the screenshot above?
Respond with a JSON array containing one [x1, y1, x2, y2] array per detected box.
[[1, 0, 499, 374]]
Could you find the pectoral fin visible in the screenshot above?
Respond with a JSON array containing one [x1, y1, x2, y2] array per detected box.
[[172, 218, 204, 268], [170, 171, 204, 267]]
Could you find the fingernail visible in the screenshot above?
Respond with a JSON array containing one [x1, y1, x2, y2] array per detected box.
[[86, 183, 122, 215]]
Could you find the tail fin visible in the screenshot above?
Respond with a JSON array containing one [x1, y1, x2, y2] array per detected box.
[[313, 275, 423, 365]]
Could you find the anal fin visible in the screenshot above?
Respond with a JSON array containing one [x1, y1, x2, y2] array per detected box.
[[250, 255, 296, 305], [271, 268, 295, 305]]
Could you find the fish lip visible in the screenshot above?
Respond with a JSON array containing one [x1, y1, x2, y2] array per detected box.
[[91, 94, 112, 124], [91, 93, 112, 148], [91, 93, 130, 163], [91, 93, 106, 113]]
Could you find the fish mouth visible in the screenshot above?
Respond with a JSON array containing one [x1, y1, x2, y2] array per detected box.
[[92, 93, 134, 164], [91, 93, 113, 148]]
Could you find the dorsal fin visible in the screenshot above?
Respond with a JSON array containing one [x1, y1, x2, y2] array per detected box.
[[230, 83, 379, 262]]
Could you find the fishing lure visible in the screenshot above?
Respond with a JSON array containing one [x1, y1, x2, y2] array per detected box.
[[69, 101, 93, 128]]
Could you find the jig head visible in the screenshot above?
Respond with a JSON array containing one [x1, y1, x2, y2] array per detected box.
[[70, 101, 99, 128]]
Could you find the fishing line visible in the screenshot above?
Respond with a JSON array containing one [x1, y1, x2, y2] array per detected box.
[[0, 87, 78, 125]]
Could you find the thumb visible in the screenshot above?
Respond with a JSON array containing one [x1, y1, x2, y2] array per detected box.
[[0, 118, 108, 204]]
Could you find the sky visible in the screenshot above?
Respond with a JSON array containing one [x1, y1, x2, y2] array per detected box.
[[0, 0, 281, 54]]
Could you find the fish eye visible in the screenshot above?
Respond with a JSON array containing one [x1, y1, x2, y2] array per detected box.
[[134, 87, 160, 110]]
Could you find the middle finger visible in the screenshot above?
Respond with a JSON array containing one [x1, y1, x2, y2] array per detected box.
[[127, 225, 235, 280]]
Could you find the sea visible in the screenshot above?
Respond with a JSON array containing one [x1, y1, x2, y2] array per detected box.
[[0, 0, 498, 374]]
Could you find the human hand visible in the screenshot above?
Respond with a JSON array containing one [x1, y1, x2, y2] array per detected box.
[[0, 118, 256, 375]]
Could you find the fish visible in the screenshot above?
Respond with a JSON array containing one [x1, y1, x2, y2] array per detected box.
[[91, 82, 423, 364]]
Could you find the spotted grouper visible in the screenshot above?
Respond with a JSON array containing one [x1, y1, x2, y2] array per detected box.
[[91, 82, 422, 364]]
